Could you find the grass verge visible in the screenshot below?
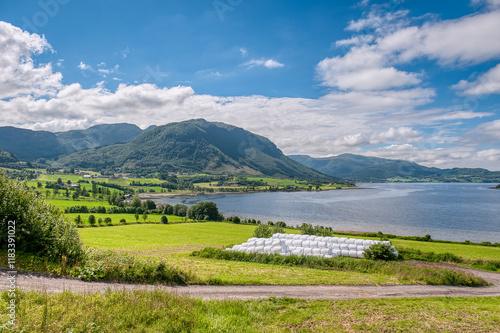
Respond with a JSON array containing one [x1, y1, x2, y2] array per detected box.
[[1, 290, 499, 332]]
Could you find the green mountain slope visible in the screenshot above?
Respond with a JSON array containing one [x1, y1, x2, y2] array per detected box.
[[56, 123, 143, 151], [0, 124, 143, 161], [0, 149, 19, 163], [57, 119, 341, 181], [289, 154, 500, 182], [0, 127, 71, 160]]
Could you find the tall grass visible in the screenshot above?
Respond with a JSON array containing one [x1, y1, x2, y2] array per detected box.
[[2, 290, 499, 332], [193, 248, 489, 287]]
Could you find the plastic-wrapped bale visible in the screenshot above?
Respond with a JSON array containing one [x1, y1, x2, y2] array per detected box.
[[340, 244, 349, 250], [331, 244, 341, 251], [320, 248, 331, 255], [340, 249, 350, 257], [348, 250, 358, 258], [331, 249, 341, 257], [231, 245, 242, 251], [244, 246, 255, 253], [302, 240, 311, 247], [338, 237, 348, 243], [310, 241, 319, 248], [356, 245, 366, 251], [346, 238, 356, 244], [306, 235, 316, 241], [363, 240, 373, 246], [355, 239, 365, 246], [318, 241, 326, 248], [348, 244, 357, 251], [312, 248, 321, 256], [270, 246, 282, 254], [256, 239, 265, 247], [303, 247, 313, 255], [263, 246, 272, 253], [292, 234, 302, 239], [291, 247, 304, 256], [356, 251, 364, 258], [330, 237, 339, 244], [254, 246, 264, 253]]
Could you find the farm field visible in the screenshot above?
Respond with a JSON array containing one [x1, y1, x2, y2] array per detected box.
[[77, 222, 498, 285]]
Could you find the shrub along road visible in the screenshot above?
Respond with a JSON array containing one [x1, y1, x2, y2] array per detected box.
[[2, 263, 500, 300]]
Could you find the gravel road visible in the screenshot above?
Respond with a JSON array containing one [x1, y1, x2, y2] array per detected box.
[[2, 264, 500, 300]]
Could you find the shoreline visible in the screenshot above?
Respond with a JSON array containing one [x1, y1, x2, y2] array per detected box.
[[139, 186, 363, 200]]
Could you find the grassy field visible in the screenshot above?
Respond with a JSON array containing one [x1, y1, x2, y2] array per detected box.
[[77, 222, 497, 285], [78, 223, 401, 285], [2, 291, 499, 332]]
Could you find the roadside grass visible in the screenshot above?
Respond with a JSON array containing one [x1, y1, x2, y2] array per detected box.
[[2, 290, 499, 332]]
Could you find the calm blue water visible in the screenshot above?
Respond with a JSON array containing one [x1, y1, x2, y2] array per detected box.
[[157, 183, 500, 243]]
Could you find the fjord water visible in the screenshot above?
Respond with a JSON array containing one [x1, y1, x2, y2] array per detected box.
[[158, 183, 500, 243]]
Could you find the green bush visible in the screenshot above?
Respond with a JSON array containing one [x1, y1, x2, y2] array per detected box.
[[253, 224, 285, 238], [161, 215, 168, 224], [363, 243, 397, 261], [0, 173, 83, 263]]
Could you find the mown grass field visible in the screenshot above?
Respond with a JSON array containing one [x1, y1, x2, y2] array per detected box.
[[2, 290, 499, 332]]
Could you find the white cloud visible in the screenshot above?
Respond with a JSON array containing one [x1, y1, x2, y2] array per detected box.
[[244, 58, 284, 69], [0, 21, 62, 99], [452, 63, 500, 95], [77, 61, 93, 71], [364, 144, 500, 170], [239, 48, 247, 56], [377, 10, 500, 65]]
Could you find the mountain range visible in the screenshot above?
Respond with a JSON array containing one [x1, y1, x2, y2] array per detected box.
[[289, 154, 500, 183], [55, 119, 339, 181], [0, 123, 142, 161], [1, 121, 498, 183]]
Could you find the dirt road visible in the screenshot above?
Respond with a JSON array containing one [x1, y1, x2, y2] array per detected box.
[[2, 265, 500, 300]]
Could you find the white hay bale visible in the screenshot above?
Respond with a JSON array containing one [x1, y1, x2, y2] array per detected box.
[[306, 235, 316, 241], [340, 244, 349, 250], [310, 241, 319, 248], [346, 238, 356, 244], [356, 251, 364, 258], [348, 250, 358, 257], [271, 246, 281, 253], [312, 248, 321, 256], [292, 240, 302, 247], [263, 246, 272, 253], [320, 248, 331, 255], [318, 241, 326, 248], [293, 234, 302, 239], [332, 250, 341, 257], [340, 249, 350, 257], [246, 241, 256, 247], [338, 237, 348, 243], [292, 248, 304, 256], [303, 248, 313, 255], [330, 237, 339, 243], [254, 246, 264, 252], [286, 234, 295, 239], [356, 245, 366, 251], [348, 244, 358, 251], [232, 245, 241, 251], [245, 247, 256, 253], [284, 240, 293, 245], [363, 240, 373, 246], [355, 239, 364, 246], [331, 244, 340, 250], [272, 240, 281, 246]]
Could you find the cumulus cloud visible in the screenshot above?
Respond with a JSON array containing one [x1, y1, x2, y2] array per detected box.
[[452, 63, 500, 95], [244, 58, 284, 69], [0, 21, 62, 99]]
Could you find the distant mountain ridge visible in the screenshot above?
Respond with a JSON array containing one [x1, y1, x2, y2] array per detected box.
[[0, 123, 143, 161], [289, 154, 500, 182], [56, 119, 341, 181]]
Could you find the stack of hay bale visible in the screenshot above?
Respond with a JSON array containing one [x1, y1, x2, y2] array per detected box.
[[226, 233, 398, 259]]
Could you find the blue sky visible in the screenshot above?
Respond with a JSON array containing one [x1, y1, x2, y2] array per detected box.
[[1, 0, 500, 170]]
